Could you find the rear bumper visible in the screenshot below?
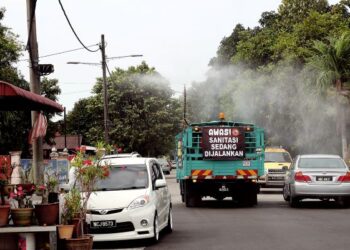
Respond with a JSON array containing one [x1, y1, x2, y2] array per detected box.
[[292, 182, 350, 198]]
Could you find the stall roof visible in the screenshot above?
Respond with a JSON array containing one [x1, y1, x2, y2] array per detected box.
[[0, 81, 64, 112]]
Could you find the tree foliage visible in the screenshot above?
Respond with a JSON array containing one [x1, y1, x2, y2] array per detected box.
[[66, 62, 182, 157], [189, 0, 350, 156], [0, 9, 61, 155]]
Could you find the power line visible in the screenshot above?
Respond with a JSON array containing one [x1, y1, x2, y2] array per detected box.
[[19, 44, 100, 61], [58, 0, 99, 53]]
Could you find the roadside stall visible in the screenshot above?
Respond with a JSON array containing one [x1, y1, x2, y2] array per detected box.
[[0, 80, 63, 250]]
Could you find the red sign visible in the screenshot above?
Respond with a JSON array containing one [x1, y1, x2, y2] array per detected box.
[[201, 127, 245, 160]]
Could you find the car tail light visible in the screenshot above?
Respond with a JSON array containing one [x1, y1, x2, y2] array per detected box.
[[337, 172, 350, 182], [294, 171, 311, 182]]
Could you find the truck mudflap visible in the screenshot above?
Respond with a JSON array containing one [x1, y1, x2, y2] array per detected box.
[[186, 169, 258, 180]]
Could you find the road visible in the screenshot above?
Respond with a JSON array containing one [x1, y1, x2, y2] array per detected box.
[[94, 171, 350, 250]]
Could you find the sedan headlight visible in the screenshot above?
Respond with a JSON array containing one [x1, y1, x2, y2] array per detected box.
[[128, 195, 150, 210]]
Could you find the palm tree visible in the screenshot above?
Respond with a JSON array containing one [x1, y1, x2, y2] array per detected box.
[[307, 31, 350, 158]]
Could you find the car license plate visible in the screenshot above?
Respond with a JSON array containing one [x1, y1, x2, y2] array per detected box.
[[316, 176, 332, 181], [268, 176, 284, 180], [91, 220, 116, 228]]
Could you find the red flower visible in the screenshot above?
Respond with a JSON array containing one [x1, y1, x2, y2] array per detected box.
[[83, 160, 92, 166]]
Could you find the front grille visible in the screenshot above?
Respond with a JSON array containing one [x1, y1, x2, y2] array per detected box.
[[268, 169, 285, 173], [87, 209, 124, 215], [88, 222, 135, 234]]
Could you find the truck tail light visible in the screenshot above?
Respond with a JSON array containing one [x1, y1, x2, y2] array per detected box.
[[294, 171, 311, 182], [337, 172, 350, 182]]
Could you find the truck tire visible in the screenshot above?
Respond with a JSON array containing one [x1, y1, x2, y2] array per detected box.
[[246, 184, 258, 206], [184, 181, 200, 207], [236, 183, 257, 207], [180, 180, 185, 203]]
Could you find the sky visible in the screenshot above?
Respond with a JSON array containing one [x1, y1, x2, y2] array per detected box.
[[1, 0, 340, 114]]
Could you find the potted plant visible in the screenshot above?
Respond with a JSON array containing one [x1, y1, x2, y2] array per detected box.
[[9, 183, 36, 226], [34, 172, 60, 226], [0, 156, 12, 226], [57, 187, 80, 240], [64, 143, 110, 249]]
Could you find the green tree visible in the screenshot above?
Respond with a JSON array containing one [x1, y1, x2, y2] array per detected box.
[[0, 8, 30, 154], [307, 31, 350, 157], [66, 62, 182, 157], [0, 9, 62, 155]]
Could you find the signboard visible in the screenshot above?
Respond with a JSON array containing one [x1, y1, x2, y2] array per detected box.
[[201, 127, 245, 160]]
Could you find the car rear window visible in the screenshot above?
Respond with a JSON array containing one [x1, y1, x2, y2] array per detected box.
[[298, 158, 346, 169], [96, 164, 149, 190]]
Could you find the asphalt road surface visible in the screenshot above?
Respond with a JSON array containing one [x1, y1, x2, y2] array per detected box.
[[94, 171, 350, 250]]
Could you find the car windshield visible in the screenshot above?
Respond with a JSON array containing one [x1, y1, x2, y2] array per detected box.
[[265, 152, 292, 163], [96, 164, 149, 190], [298, 158, 346, 169]]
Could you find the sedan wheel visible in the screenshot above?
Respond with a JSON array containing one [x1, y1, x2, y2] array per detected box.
[[165, 207, 173, 233], [283, 185, 290, 201], [289, 195, 299, 208]]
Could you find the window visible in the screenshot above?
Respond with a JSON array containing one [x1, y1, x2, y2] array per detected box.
[[298, 158, 346, 169], [265, 152, 292, 163], [96, 164, 149, 190]]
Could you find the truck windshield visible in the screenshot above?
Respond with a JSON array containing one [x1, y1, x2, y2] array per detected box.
[[265, 152, 291, 163], [96, 164, 149, 190]]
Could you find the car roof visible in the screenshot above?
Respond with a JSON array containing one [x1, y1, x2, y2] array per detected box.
[[100, 157, 154, 165], [299, 154, 341, 159], [102, 153, 141, 159], [265, 147, 289, 153]]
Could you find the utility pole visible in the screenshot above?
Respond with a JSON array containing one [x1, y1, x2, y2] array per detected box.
[[101, 34, 110, 144], [27, 0, 43, 184]]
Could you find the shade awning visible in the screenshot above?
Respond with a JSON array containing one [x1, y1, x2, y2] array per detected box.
[[0, 80, 64, 112]]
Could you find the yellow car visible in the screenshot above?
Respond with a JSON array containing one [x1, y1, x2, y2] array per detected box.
[[258, 147, 292, 187]]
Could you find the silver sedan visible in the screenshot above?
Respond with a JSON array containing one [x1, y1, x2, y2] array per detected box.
[[283, 154, 350, 207]]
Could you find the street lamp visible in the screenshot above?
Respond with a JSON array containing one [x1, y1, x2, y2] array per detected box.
[[67, 36, 142, 144]]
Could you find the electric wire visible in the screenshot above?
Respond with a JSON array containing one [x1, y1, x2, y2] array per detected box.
[[19, 44, 100, 62], [58, 0, 99, 53]]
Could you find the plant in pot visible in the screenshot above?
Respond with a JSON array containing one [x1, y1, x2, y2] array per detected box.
[[34, 172, 60, 226], [0, 156, 13, 226], [9, 183, 36, 226], [64, 143, 110, 249], [57, 187, 81, 240]]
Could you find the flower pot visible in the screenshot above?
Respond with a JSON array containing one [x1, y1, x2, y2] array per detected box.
[[57, 224, 75, 239], [64, 235, 93, 250], [35, 202, 59, 226], [68, 217, 87, 238], [0, 205, 10, 227], [11, 208, 34, 226]]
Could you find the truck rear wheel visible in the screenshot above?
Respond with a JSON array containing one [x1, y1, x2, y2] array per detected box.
[[234, 182, 257, 207], [184, 181, 201, 207]]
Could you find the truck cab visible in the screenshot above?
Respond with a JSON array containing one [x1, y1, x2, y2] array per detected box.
[[258, 147, 292, 187]]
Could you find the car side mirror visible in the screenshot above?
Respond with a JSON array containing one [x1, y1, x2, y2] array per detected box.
[[155, 179, 166, 189]]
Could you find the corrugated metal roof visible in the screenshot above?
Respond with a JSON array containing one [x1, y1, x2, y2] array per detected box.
[[0, 80, 64, 112]]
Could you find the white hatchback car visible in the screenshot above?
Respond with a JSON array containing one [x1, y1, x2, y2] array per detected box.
[[86, 157, 172, 243]]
